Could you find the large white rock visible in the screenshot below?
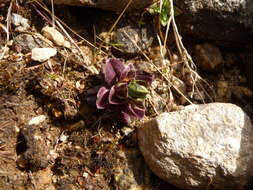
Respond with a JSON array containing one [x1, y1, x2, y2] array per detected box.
[[138, 103, 253, 190]]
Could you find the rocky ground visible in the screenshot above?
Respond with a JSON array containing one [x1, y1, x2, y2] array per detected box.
[[0, 1, 253, 190]]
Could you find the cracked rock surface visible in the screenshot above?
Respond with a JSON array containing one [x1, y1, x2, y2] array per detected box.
[[175, 0, 253, 47], [138, 103, 253, 190]]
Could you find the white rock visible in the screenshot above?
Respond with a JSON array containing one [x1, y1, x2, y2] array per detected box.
[[59, 133, 68, 143], [28, 115, 46, 125], [31, 48, 57, 62], [11, 13, 30, 31], [42, 26, 70, 48], [138, 103, 253, 190], [83, 172, 89, 178]]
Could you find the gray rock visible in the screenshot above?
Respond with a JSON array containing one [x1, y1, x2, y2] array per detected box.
[[138, 103, 253, 190], [194, 43, 223, 71], [112, 25, 154, 54], [47, 0, 155, 12], [13, 34, 49, 54], [174, 0, 253, 47]]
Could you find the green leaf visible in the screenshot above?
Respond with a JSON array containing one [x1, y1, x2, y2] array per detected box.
[[160, 0, 169, 26], [128, 81, 149, 100], [148, 1, 182, 26], [147, 3, 161, 15], [47, 73, 57, 80]]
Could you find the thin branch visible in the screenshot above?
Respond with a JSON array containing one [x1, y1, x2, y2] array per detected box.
[[109, 0, 134, 33], [32, 0, 105, 54], [50, 0, 55, 28], [169, 0, 214, 102], [122, 30, 194, 104], [0, 0, 12, 60]]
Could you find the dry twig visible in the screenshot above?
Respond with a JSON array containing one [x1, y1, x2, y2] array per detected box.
[[0, 0, 12, 60]]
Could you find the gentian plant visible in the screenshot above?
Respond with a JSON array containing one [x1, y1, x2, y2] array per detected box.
[[86, 58, 154, 123]]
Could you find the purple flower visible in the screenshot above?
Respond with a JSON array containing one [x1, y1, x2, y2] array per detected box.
[[87, 58, 154, 123]]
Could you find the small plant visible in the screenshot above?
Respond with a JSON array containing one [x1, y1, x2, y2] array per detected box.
[[148, 0, 182, 26], [86, 58, 154, 123]]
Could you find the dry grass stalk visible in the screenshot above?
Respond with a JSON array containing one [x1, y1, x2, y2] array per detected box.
[[32, 0, 104, 74], [168, 0, 214, 102], [108, 0, 134, 33], [33, 1, 105, 53], [0, 0, 12, 60], [122, 29, 194, 105], [50, 0, 55, 28], [120, 0, 215, 110]]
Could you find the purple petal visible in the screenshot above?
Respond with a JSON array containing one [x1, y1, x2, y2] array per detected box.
[[131, 104, 145, 118], [96, 87, 109, 109], [136, 71, 154, 85], [104, 58, 126, 85], [121, 111, 131, 123], [126, 63, 137, 80], [110, 58, 125, 77], [119, 62, 136, 80], [128, 103, 145, 119], [109, 85, 120, 105], [103, 59, 117, 85], [123, 101, 145, 119], [115, 83, 128, 99], [119, 66, 130, 80], [109, 83, 128, 105]]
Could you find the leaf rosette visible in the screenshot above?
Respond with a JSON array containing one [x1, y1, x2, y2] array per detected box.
[[86, 58, 154, 123]]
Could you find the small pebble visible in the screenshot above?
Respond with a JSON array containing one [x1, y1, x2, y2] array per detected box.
[[28, 115, 46, 125], [11, 13, 30, 31], [31, 48, 57, 62], [59, 133, 68, 143], [42, 25, 70, 48]]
